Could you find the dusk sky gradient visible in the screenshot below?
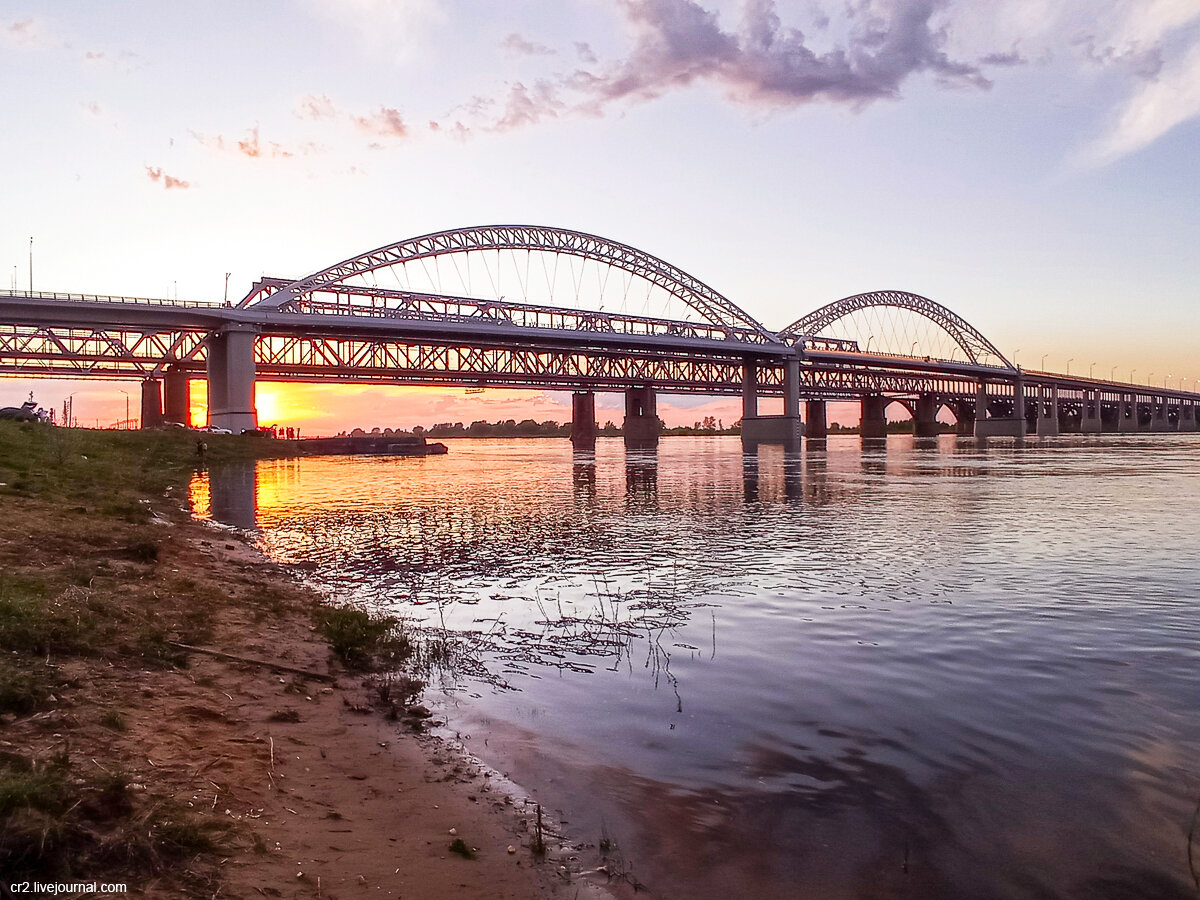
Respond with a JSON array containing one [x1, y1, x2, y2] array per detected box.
[[2, 1, 1198, 430]]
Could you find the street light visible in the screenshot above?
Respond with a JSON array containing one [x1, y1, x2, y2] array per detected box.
[[1041, 353, 1048, 370], [912, 341, 920, 356], [1130, 369, 1136, 383], [1165, 373, 1171, 388], [1089, 362, 1096, 378], [1148, 372, 1154, 387], [1014, 348, 1022, 367], [1110, 365, 1117, 381], [1067, 358, 1074, 375], [865, 334, 875, 352], [118, 390, 129, 430]]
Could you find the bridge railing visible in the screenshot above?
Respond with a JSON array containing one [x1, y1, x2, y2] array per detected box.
[[0, 290, 225, 308]]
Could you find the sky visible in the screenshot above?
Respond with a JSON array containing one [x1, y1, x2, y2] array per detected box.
[[2, 0, 1198, 430]]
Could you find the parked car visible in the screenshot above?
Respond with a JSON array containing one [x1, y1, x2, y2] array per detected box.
[[203, 426, 233, 434]]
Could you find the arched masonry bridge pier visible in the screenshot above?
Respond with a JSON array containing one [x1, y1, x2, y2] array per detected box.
[[0, 225, 1197, 447]]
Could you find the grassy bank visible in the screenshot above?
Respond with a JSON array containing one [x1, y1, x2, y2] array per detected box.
[[0, 424, 361, 891]]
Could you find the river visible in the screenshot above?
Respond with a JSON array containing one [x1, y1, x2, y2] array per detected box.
[[192, 434, 1200, 899]]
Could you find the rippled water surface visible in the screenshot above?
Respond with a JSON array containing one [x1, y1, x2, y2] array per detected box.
[[193, 435, 1200, 899]]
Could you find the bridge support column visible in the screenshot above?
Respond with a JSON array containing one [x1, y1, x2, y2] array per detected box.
[[741, 354, 803, 449], [914, 393, 939, 438], [1081, 389, 1102, 433], [783, 357, 800, 419], [1180, 404, 1198, 432], [623, 386, 660, 450], [742, 360, 758, 420], [1036, 385, 1060, 437], [164, 365, 191, 426], [140, 378, 164, 429], [206, 324, 259, 433], [860, 394, 887, 439], [974, 381, 1026, 439], [953, 399, 976, 435], [805, 401, 827, 439], [571, 391, 597, 451], [1118, 393, 1138, 432], [1151, 396, 1170, 432]]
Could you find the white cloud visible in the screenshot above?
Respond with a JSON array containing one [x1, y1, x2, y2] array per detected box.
[[1080, 36, 1200, 166]]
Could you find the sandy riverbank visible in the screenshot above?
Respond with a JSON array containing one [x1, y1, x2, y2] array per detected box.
[[0, 426, 617, 898]]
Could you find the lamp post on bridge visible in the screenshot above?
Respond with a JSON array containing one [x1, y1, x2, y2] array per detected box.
[[1090, 362, 1096, 379], [1111, 365, 1117, 381], [912, 341, 919, 357], [119, 390, 129, 431], [1149, 372, 1154, 387], [1067, 358, 1074, 375], [1165, 373, 1171, 389], [1014, 348, 1021, 368], [866, 334, 875, 352], [1041, 354, 1048, 370]]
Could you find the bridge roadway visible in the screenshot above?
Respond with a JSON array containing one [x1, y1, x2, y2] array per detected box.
[[0, 225, 1196, 447]]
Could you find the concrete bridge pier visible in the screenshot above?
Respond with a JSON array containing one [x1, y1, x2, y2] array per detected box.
[[951, 399, 975, 435], [1117, 393, 1138, 432], [164, 365, 191, 426], [1036, 385, 1060, 436], [140, 378, 164, 429], [914, 392, 939, 438], [975, 381, 1026, 439], [1180, 404, 1198, 432], [1150, 396, 1170, 432], [740, 356, 803, 449], [206, 324, 259, 433], [805, 400, 827, 439], [571, 391, 597, 451], [860, 394, 888, 439], [623, 385, 660, 450], [1081, 389, 1102, 434]]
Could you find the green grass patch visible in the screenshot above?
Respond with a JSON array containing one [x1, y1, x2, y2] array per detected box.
[[315, 606, 411, 668], [0, 752, 228, 883], [0, 660, 51, 716], [0, 574, 99, 656]]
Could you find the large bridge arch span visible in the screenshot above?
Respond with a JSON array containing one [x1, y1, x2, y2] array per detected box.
[[781, 290, 1014, 369], [244, 224, 774, 340]]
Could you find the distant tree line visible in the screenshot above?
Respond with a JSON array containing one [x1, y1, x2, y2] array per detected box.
[[416, 416, 743, 438]]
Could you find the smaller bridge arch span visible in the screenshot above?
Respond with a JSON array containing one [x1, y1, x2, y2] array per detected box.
[[781, 290, 1014, 369]]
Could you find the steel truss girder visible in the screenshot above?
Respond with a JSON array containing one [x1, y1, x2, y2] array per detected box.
[[244, 225, 774, 339], [242, 277, 774, 347], [0, 325, 203, 376], [782, 290, 1014, 368]]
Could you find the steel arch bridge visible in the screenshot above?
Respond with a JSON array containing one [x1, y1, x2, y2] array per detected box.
[[0, 223, 1197, 441], [781, 290, 1014, 369], [243, 224, 777, 345]]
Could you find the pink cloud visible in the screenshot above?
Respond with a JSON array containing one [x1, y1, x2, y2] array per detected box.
[[352, 106, 409, 138], [145, 166, 190, 189], [190, 127, 308, 159], [296, 93, 337, 120]]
